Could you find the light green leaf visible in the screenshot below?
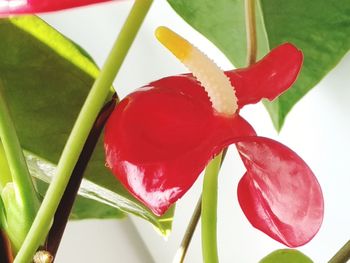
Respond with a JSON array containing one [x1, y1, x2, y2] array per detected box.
[[0, 16, 173, 235], [1, 183, 31, 252], [167, 0, 350, 130], [260, 249, 313, 263]]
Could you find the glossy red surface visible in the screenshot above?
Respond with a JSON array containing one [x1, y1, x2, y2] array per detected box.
[[104, 75, 256, 215], [104, 43, 324, 246], [237, 137, 323, 247], [0, 0, 112, 15], [226, 43, 303, 108]]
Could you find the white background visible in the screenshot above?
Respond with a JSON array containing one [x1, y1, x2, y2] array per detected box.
[[40, 1, 350, 262]]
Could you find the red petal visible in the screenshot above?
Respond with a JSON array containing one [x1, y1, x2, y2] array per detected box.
[[104, 75, 254, 215], [236, 137, 323, 247], [225, 43, 303, 108], [0, 0, 112, 15]]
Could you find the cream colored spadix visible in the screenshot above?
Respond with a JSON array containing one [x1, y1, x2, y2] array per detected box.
[[155, 26, 238, 116]]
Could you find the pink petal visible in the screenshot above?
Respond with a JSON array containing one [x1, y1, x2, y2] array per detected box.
[[236, 137, 323, 247], [0, 0, 113, 15], [104, 75, 255, 215], [225, 43, 303, 108]]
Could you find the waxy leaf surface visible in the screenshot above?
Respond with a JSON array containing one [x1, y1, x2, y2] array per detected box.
[[0, 16, 173, 234], [260, 249, 313, 263]]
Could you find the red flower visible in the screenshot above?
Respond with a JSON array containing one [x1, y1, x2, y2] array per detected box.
[[104, 28, 324, 247], [0, 0, 112, 15]]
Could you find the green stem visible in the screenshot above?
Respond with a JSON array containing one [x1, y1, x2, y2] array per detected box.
[[14, 1, 153, 262], [45, 95, 117, 258], [175, 151, 227, 263], [201, 153, 222, 263], [173, 194, 202, 263], [200, 0, 257, 261], [329, 240, 350, 263], [245, 0, 257, 65], [0, 142, 12, 192], [0, 85, 39, 219]]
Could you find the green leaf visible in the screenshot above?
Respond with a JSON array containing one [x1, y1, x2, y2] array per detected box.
[[0, 16, 173, 235], [1, 183, 32, 252], [167, 0, 350, 130], [261, 0, 350, 130], [33, 175, 124, 220], [260, 249, 313, 263], [167, 0, 269, 68], [70, 196, 124, 220]]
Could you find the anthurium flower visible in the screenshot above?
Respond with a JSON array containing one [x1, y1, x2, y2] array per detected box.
[[0, 0, 112, 15], [104, 27, 324, 247]]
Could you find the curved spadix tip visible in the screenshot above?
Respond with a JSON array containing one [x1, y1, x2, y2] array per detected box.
[[155, 26, 191, 61], [155, 26, 238, 116]]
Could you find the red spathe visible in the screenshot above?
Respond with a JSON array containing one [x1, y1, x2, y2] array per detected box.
[[0, 0, 113, 15], [104, 43, 324, 247]]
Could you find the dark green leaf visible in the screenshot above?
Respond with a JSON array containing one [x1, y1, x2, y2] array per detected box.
[[70, 196, 124, 220], [167, 0, 350, 130], [33, 175, 124, 220], [167, 0, 269, 68], [260, 249, 313, 263], [0, 16, 173, 235], [261, 0, 350, 129]]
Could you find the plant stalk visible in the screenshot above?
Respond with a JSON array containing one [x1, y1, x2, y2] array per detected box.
[[245, 0, 257, 65], [201, 153, 222, 263], [200, 0, 257, 261], [0, 142, 12, 192], [0, 85, 39, 221], [45, 95, 117, 259], [329, 240, 350, 263], [173, 195, 202, 263], [14, 1, 153, 262], [174, 150, 227, 263], [0, 230, 13, 263]]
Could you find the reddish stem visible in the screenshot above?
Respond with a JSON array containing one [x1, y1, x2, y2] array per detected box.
[[45, 95, 118, 259]]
